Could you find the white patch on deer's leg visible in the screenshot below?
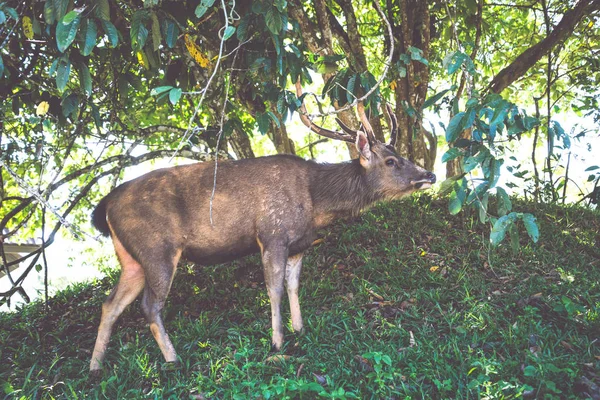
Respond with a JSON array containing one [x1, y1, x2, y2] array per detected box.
[[268, 284, 285, 350], [285, 253, 304, 332], [149, 320, 177, 363], [261, 244, 287, 351], [90, 235, 145, 372], [141, 248, 181, 365]]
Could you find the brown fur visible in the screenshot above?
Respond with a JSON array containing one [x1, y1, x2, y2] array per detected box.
[[89, 132, 435, 372]]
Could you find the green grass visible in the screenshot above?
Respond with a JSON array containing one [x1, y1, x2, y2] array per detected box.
[[1, 196, 599, 399]]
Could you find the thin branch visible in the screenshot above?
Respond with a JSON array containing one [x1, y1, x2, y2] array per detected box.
[[170, 0, 233, 162]]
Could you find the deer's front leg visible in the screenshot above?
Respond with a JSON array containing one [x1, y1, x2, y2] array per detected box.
[[285, 253, 304, 333], [259, 238, 288, 350]]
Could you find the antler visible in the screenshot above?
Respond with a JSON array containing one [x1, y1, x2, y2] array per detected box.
[[295, 79, 356, 143], [385, 103, 398, 147], [356, 101, 377, 143]]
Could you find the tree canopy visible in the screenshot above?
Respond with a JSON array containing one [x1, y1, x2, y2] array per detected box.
[[1, 0, 599, 304]]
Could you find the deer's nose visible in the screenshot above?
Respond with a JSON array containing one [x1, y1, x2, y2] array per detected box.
[[426, 172, 436, 183]]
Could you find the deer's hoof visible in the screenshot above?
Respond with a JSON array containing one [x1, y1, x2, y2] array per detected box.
[[89, 369, 103, 383], [161, 360, 182, 371]]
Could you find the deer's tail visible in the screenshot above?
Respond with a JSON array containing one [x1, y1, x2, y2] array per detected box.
[[92, 195, 111, 237]]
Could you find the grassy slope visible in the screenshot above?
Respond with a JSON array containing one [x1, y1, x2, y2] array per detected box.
[[1, 196, 599, 399]]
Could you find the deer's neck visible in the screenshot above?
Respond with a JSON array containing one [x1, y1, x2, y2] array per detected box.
[[309, 159, 379, 226]]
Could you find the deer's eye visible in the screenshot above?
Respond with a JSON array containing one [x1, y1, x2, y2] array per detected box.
[[385, 159, 395, 167]]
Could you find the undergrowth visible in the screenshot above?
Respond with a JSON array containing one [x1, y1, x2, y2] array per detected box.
[[1, 196, 599, 399]]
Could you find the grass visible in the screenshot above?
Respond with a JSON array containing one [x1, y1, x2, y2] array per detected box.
[[1, 195, 599, 399]]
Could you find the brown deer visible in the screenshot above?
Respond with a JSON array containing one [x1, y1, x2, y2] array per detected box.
[[88, 94, 436, 374]]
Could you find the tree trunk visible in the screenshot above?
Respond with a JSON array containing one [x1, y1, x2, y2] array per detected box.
[[269, 105, 295, 154], [229, 129, 255, 159], [393, 0, 435, 170]]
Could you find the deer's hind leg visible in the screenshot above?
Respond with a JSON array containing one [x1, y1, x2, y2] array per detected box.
[[140, 245, 182, 366], [285, 253, 304, 333], [90, 234, 145, 373]]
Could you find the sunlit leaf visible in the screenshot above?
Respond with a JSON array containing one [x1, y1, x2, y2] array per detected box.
[[100, 20, 119, 47], [150, 85, 173, 96], [169, 87, 182, 104], [521, 213, 539, 243], [22, 16, 34, 39], [56, 13, 81, 52], [82, 19, 98, 56]]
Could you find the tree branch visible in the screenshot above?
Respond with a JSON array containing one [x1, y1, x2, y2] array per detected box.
[[487, 0, 600, 94]]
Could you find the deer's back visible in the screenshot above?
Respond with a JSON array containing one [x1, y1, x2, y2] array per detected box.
[[104, 155, 316, 265]]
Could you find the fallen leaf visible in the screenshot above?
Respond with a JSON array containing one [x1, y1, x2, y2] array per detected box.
[[561, 341, 574, 351], [409, 331, 416, 347], [354, 355, 374, 372], [367, 289, 384, 301], [312, 238, 324, 246], [312, 373, 327, 386], [574, 376, 600, 400], [399, 300, 414, 310], [430, 266, 439, 272], [266, 354, 291, 363], [296, 363, 304, 378]]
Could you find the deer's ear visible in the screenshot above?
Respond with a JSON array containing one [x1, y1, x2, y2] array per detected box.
[[356, 131, 372, 162]]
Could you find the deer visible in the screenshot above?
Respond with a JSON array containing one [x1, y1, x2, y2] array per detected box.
[[88, 85, 436, 375]]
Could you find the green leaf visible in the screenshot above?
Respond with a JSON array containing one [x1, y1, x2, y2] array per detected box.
[[442, 147, 462, 163], [95, 0, 110, 20], [423, 88, 450, 109], [195, 0, 216, 18], [521, 213, 539, 243], [346, 74, 357, 104], [265, 7, 283, 34], [496, 187, 512, 216], [445, 112, 465, 143], [488, 158, 504, 188], [61, 94, 79, 119], [77, 62, 92, 97], [237, 14, 251, 41], [490, 213, 516, 246], [82, 19, 97, 56], [223, 26, 236, 40], [54, 0, 68, 21], [478, 192, 489, 223], [44, 0, 56, 24], [131, 10, 149, 51], [266, 111, 280, 127], [62, 10, 79, 24], [90, 102, 102, 132], [56, 14, 81, 52], [100, 20, 119, 47], [163, 19, 178, 48], [446, 51, 469, 74], [55, 56, 71, 92], [168, 87, 182, 104], [463, 156, 478, 173], [150, 85, 173, 96], [256, 112, 270, 134], [523, 365, 537, 377], [448, 178, 467, 215], [585, 166, 599, 171]]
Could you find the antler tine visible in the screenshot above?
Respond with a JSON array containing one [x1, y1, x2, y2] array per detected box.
[[335, 118, 357, 136], [356, 101, 377, 143], [385, 103, 398, 147], [295, 79, 356, 143]]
